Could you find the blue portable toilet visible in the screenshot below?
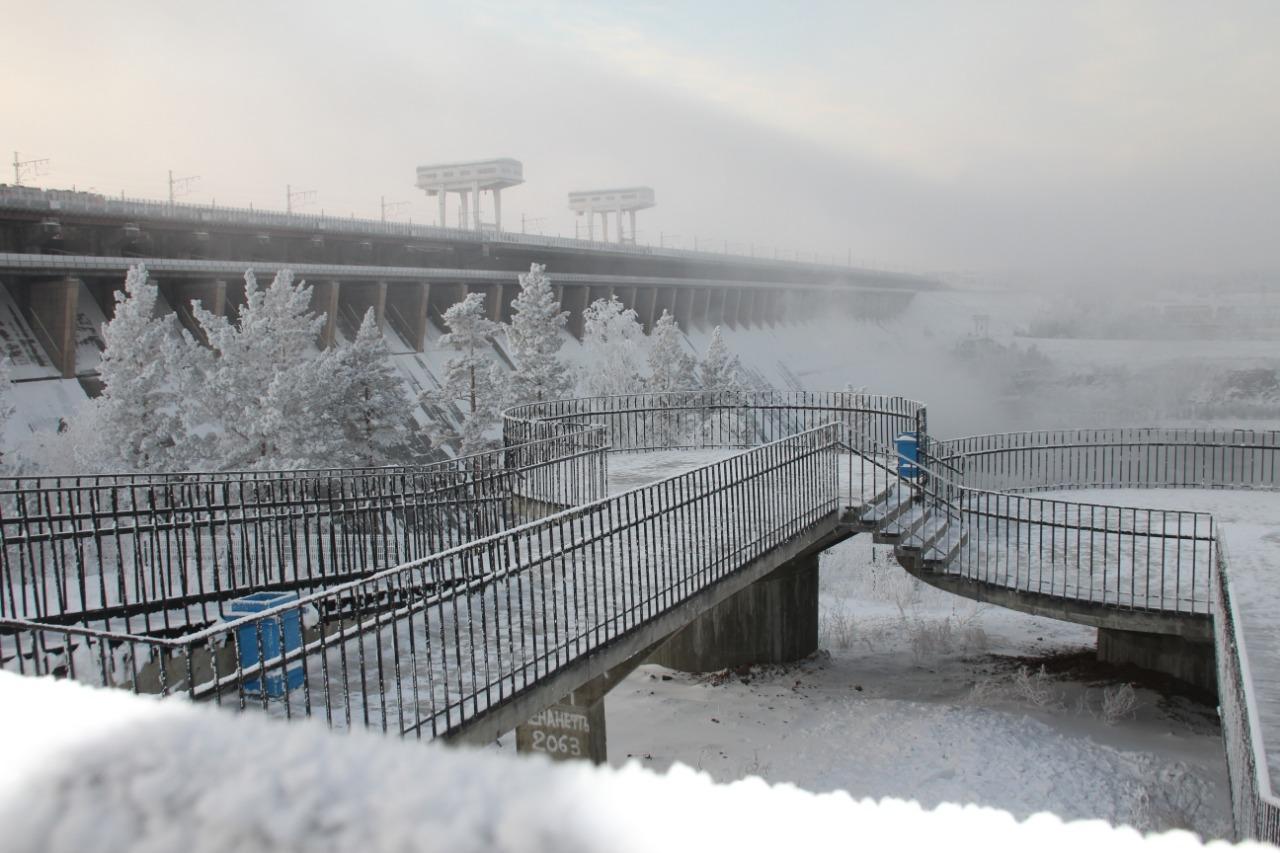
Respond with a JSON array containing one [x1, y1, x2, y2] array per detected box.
[[226, 591, 304, 697], [896, 432, 920, 480]]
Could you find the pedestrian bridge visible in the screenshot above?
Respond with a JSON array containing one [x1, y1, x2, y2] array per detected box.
[[0, 391, 1277, 841]]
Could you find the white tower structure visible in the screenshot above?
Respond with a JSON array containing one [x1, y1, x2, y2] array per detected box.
[[569, 187, 656, 244], [416, 159, 524, 231]]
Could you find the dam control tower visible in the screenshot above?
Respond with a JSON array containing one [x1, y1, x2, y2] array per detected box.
[[416, 158, 524, 231]]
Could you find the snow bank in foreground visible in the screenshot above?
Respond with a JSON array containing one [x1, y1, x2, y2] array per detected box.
[[0, 675, 1252, 853]]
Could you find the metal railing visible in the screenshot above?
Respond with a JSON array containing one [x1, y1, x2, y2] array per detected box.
[[1214, 535, 1280, 843], [0, 427, 607, 636], [936, 428, 1280, 493], [0, 424, 843, 738], [863, 430, 1218, 616]]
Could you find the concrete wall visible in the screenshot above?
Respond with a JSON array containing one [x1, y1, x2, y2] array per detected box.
[[1097, 627, 1217, 695], [649, 553, 819, 672]]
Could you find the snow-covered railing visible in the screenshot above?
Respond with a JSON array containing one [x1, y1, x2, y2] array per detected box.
[[503, 390, 927, 459], [0, 424, 843, 739], [935, 428, 1280, 493], [1213, 535, 1280, 843], [857, 430, 1219, 617], [0, 427, 607, 636]]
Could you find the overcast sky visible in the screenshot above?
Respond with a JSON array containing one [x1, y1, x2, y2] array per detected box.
[[4, 1, 1278, 282]]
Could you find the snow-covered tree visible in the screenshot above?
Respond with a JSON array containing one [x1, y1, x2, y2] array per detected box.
[[328, 309, 412, 465], [505, 263, 571, 406], [698, 326, 750, 446], [646, 310, 697, 392], [699, 325, 741, 391], [191, 269, 332, 469], [425, 293, 506, 452], [92, 265, 193, 471], [0, 358, 14, 467], [578, 296, 647, 396]]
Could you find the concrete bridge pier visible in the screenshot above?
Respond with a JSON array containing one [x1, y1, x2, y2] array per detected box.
[[16, 276, 81, 378], [649, 552, 819, 672], [1096, 627, 1216, 694], [515, 679, 609, 764]]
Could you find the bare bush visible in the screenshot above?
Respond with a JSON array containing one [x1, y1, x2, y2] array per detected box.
[[818, 606, 857, 650], [1101, 683, 1140, 724], [1011, 665, 1061, 709]]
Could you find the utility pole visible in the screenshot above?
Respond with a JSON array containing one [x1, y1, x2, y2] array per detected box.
[[168, 170, 200, 205], [286, 184, 316, 214], [520, 213, 546, 234], [380, 196, 409, 222], [12, 151, 50, 186]]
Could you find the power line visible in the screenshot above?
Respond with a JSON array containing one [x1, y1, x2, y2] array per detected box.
[[380, 196, 409, 222], [286, 184, 317, 214], [12, 151, 50, 186], [168, 170, 200, 205]]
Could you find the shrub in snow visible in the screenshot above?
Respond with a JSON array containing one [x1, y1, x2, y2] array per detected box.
[[1011, 665, 1062, 709], [425, 292, 507, 452], [1101, 683, 1140, 725], [505, 263, 571, 407], [190, 269, 332, 470], [577, 296, 647, 396], [91, 265, 194, 472]]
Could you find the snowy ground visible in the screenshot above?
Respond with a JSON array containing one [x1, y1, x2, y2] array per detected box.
[[603, 535, 1234, 839], [0, 668, 1253, 852]]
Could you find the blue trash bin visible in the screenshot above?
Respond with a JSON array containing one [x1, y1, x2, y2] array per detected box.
[[896, 432, 920, 480], [227, 591, 304, 697]]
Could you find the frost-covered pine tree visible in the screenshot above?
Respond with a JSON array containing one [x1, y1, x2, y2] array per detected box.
[[698, 325, 749, 445], [329, 309, 412, 465], [646, 310, 697, 392], [699, 325, 741, 391], [426, 293, 506, 452], [505, 263, 571, 406], [0, 357, 14, 467], [191, 269, 332, 470], [92, 265, 193, 471], [578, 296, 647, 396]]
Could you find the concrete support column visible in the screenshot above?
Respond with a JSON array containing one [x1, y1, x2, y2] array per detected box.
[[637, 286, 658, 333], [340, 280, 387, 335], [694, 289, 711, 329], [586, 207, 595, 241], [309, 280, 340, 349], [629, 210, 637, 244], [721, 289, 740, 330], [600, 211, 609, 243], [28, 276, 80, 378], [494, 189, 503, 232], [565, 285, 590, 340], [739, 289, 755, 329], [516, 680, 608, 764], [708, 289, 725, 328], [459, 190, 469, 230], [650, 553, 819, 672], [616, 206, 625, 244], [1097, 627, 1216, 694], [674, 288, 694, 330], [472, 181, 481, 230], [488, 284, 504, 323], [385, 281, 429, 351]]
